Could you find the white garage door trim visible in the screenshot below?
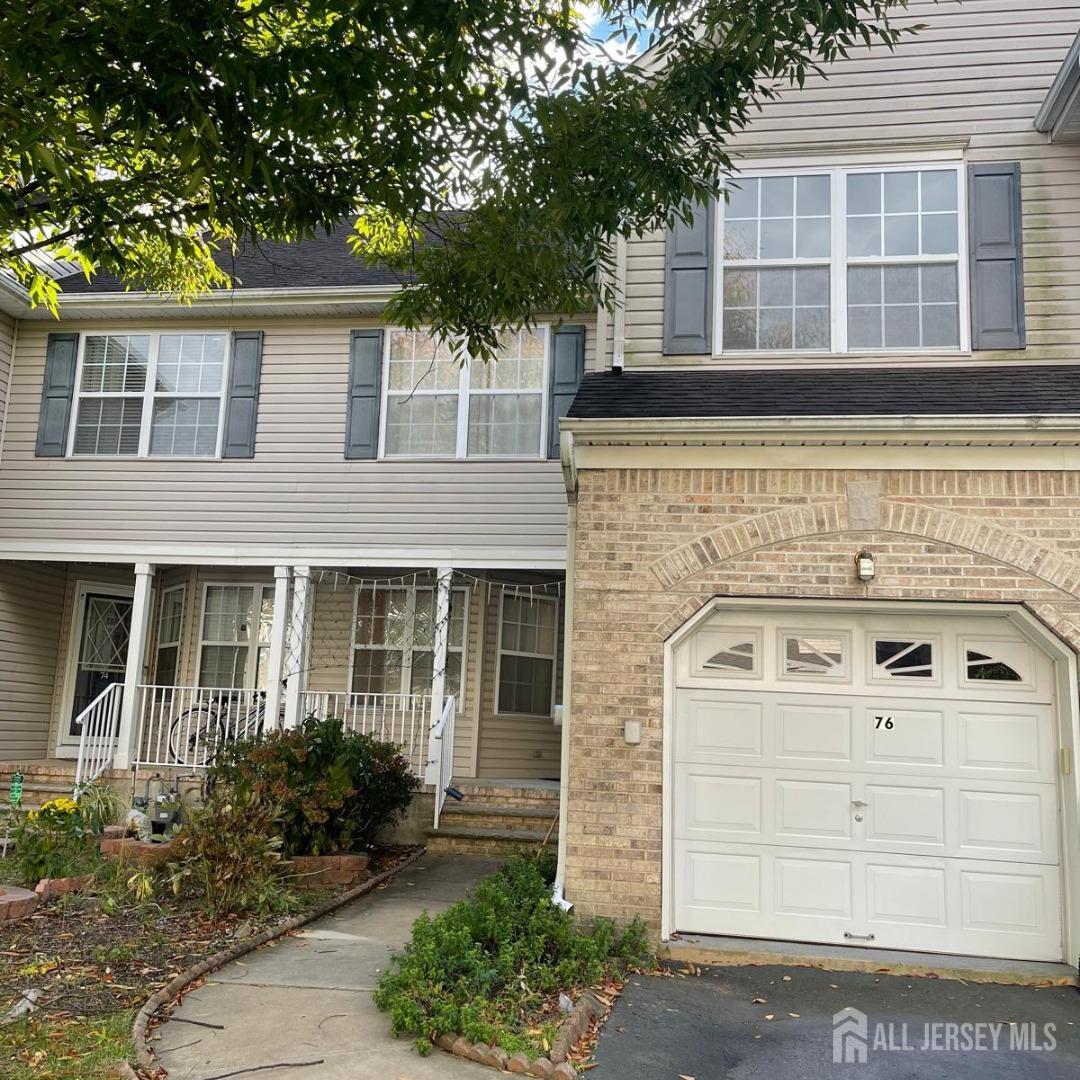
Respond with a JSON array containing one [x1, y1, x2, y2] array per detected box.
[[661, 599, 1080, 965]]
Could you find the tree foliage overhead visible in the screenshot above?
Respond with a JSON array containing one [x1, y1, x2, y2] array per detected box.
[[1, 0, 913, 353]]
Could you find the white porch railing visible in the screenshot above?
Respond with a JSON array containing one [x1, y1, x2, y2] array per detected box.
[[429, 694, 456, 829], [73, 682, 124, 791], [132, 685, 272, 769], [301, 690, 430, 778]]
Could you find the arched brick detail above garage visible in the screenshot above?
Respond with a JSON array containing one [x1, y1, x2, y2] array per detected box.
[[651, 491, 1080, 607]]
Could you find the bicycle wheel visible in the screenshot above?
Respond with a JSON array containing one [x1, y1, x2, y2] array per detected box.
[[168, 705, 225, 767]]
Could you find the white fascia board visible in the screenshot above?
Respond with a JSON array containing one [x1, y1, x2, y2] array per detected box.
[[55, 283, 402, 315], [0, 541, 567, 569], [562, 414, 1080, 444]]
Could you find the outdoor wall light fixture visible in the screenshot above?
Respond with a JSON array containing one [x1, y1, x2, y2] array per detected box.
[[854, 550, 876, 582]]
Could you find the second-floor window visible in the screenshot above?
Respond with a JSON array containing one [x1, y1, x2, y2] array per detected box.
[[70, 332, 228, 457], [719, 164, 964, 354], [380, 327, 549, 458]]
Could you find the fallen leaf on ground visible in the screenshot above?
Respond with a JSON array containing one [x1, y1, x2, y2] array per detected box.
[[752, 997, 767, 1004]]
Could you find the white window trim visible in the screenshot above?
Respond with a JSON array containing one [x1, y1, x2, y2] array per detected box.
[[377, 325, 551, 460], [712, 160, 970, 358], [194, 581, 274, 690], [67, 329, 233, 459], [153, 583, 186, 684], [494, 591, 559, 719], [346, 583, 469, 698]]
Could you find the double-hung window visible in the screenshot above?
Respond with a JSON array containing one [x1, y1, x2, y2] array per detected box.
[[496, 593, 559, 717], [381, 328, 549, 458], [718, 164, 965, 354], [197, 584, 275, 690], [70, 332, 228, 457], [350, 585, 467, 698], [153, 585, 186, 686]]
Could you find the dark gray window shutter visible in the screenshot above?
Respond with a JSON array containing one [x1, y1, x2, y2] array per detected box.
[[221, 330, 263, 458], [345, 329, 384, 459], [968, 162, 1025, 350], [663, 201, 713, 355], [548, 324, 585, 459], [36, 332, 79, 457]]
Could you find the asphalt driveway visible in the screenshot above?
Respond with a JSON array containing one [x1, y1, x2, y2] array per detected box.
[[591, 962, 1079, 1079]]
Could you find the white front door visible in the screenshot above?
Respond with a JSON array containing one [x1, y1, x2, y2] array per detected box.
[[671, 609, 1064, 962]]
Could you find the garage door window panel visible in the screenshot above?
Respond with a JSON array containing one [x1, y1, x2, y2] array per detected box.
[[870, 638, 938, 683], [779, 632, 850, 681], [694, 629, 761, 678]]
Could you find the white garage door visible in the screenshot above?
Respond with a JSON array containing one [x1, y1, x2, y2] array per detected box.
[[672, 609, 1064, 962]]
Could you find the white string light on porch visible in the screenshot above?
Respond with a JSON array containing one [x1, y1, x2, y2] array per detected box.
[[282, 568, 564, 684]]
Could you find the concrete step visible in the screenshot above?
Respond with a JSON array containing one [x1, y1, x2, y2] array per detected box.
[[425, 825, 556, 858]]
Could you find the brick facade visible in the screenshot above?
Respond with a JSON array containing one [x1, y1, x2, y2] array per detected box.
[[564, 468, 1080, 930]]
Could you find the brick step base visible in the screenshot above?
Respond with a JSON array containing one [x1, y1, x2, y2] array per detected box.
[[438, 804, 557, 833]]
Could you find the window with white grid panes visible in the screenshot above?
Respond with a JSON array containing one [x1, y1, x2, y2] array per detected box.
[[496, 593, 559, 716], [381, 328, 548, 458], [71, 332, 229, 457], [350, 585, 467, 697], [717, 164, 965, 354], [197, 584, 275, 689]]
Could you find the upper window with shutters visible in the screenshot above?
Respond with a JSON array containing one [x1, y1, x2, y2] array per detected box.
[[67, 332, 229, 458], [718, 163, 967, 355], [378, 327, 553, 459]]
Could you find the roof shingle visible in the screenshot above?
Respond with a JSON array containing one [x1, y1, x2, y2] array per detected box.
[[567, 366, 1080, 420]]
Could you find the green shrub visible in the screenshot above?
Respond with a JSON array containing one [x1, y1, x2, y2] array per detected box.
[[208, 716, 420, 856], [8, 797, 102, 886], [374, 855, 652, 1054], [166, 786, 296, 918]]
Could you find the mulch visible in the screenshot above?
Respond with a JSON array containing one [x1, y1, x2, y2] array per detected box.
[[0, 845, 419, 1021]]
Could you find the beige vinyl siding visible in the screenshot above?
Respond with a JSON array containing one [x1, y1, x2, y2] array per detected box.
[[619, 0, 1080, 368], [0, 312, 13, 452], [0, 316, 594, 558], [475, 585, 563, 779], [0, 561, 66, 760]]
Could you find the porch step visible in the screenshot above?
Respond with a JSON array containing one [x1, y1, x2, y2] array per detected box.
[[437, 802, 558, 834], [449, 779, 560, 808], [424, 825, 556, 858]]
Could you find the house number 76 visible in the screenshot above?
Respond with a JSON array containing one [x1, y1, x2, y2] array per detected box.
[[874, 715, 894, 730]]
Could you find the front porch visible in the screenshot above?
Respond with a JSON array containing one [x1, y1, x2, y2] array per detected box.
[[0, 561, 565, 823]]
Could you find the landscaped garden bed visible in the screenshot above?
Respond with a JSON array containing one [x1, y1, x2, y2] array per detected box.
[[0, 716, 421, 1079], [374, 855, 654, 1075]]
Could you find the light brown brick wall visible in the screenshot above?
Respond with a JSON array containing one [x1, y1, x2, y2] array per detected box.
[[564, 468, 1080, 931]]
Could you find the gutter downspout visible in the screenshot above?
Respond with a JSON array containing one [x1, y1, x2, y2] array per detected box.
[[552, 430, 578, 911]]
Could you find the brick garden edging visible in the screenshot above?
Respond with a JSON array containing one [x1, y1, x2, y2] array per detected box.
[[287, 853, 369, 889], [129, 845, 425, 1074], [0, 885, 40, 923], [433, 988, 608, 1078]]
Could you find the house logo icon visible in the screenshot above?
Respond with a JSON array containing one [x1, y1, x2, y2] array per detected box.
[[833, 1007, 868, 1064]]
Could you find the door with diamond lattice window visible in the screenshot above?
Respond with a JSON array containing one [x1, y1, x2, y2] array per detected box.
[[68, 592, 134, 737]]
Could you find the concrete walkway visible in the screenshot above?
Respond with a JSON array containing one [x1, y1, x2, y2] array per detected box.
[[155, 854, 501, 1080]]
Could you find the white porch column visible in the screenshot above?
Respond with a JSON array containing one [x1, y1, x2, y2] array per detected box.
[[282, 565, 312, 730], [264, 566, 291, 731], [113, 562, 156, 770], [424, 566, 453, 785]]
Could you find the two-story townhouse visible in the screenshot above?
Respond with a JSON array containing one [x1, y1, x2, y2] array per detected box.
[[557, 1, 1080, 972], [5, 0, 1080, 976], [0, 229, 596, 846]]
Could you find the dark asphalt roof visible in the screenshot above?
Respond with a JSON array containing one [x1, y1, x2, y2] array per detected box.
[[57, 224, 404, 293], [567, 366, 1080, 419]]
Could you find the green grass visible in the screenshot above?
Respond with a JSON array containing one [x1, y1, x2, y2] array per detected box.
[[0, 1011, 133, 1080]]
